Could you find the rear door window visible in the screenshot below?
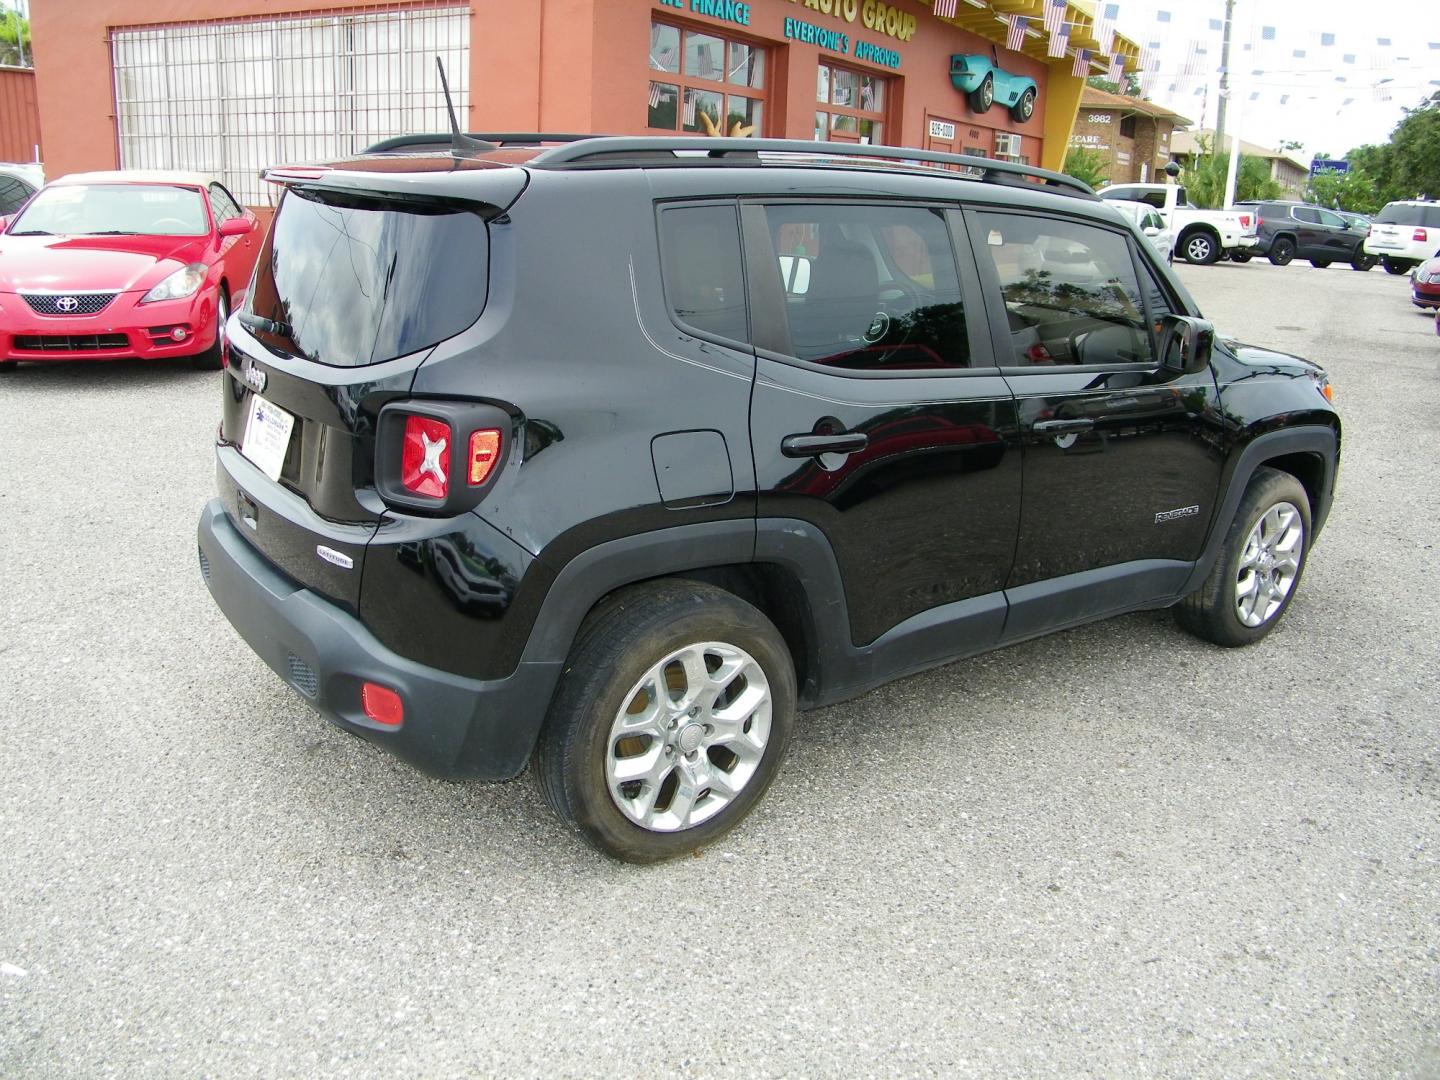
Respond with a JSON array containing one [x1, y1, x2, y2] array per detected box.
[[658, 203, 748, 343], [759, 202, 973, 370], [245, 187, 488, 367], [972, 211, 1152, 367], [1376, 203, 1440, 227]]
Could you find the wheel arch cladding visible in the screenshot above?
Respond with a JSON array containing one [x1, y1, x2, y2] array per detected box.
[[1182, 425, 1338, 596]]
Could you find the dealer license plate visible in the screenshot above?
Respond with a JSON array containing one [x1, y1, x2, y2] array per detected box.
[[241, 394, 295, 482]]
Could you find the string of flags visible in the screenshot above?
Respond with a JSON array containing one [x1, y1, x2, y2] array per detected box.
[[927, 1, 1440, 110]]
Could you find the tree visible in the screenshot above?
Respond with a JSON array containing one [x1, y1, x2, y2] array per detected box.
[[1343, 95, 1440, 206], [1308, 170, 1382, 214], [1086, 73, 1143, 97], [0, 11, 29, 68], [1179, 135, 1282, 207], [1062, 146, 1111, 189]]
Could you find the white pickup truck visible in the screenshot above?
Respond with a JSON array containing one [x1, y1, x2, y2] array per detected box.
[[1096, 182, 1260, 265]]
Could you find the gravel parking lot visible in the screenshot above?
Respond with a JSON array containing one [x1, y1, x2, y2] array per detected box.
[[2, 258, 1437, 1078]]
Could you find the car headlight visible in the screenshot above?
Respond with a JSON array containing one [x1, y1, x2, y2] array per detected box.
[[141, 263, 207, 304]]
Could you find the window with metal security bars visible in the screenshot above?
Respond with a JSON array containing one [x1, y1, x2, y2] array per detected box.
[[110, 6, 470, 207]]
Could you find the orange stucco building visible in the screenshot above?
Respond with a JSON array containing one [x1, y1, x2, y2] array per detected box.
[[30, 0, 1138, 208]]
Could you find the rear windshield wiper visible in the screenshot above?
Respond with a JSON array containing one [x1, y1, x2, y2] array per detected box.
[[239, 312, 293, 338]]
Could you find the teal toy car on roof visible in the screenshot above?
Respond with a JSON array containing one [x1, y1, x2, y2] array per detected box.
[[950, 46, 1038, 123]]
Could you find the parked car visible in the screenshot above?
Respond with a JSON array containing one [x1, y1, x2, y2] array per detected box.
[[1363, 199, 1440, 275], [0, 170, 259, 371], [1097, 182, 1260, 265], [1106, 198, 1175, 261], [1233, 200, 1377, 270], [0, 163, 42, 219], [197, 135, 1339, 863], [949, 46, 1038, 122], [1411, 252, 1440, 311]]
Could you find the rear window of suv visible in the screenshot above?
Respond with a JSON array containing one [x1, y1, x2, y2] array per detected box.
[[1375, 203, 1440, 227], [245, 187, 488, 367]]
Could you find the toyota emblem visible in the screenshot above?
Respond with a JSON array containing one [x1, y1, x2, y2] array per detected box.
[[55, 296, 80, 313]]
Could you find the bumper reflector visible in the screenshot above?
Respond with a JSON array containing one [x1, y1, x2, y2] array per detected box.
[[361, 682, 404, 727]]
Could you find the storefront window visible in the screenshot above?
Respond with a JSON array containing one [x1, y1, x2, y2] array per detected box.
[[649, 21, 766, 137], [814, 62, 887, 145]]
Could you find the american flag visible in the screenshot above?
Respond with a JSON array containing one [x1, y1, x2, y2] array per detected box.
[[1107, 52, 1124, 81], [1043, 0, 1066, 35], [933, 0, 958, 17], [648, 82, 663, 110], [683, 93, 696, 127], [1047, 25, 1068, 58], [1072, 48, 1092, 77], [1095, 2, 1118, 54], [1006, 15, 1029, 52]]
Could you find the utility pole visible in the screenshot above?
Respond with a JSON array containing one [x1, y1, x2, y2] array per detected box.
[[1215, 0, 1235, 147]]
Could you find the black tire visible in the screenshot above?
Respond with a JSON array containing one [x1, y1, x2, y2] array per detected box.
[[1351, 253, 1377, 271], [1010, 87, 1035, 123], [1174, 467, 1312, 648], [1382, 257, 1414, 275], [0, 360, 16, 372], [191, 287, 229, 371], [1229, 252, 1252, 263], [1180, 230, 1220, 265], [1268, 237, 1296, 266], [1309, 259, 1331, 269], [536, 579, 797, 863], [969, 74, 994, 114]]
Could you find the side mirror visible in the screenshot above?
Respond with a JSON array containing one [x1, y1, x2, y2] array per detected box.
[[1143, 226, 1161, 237], [218, 217, 254, 237], [1158, 314, 1214, 375]]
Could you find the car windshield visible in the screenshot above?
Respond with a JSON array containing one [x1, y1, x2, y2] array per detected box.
[[9, 183, 209, 236]]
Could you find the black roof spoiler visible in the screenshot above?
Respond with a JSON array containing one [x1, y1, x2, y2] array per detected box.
[[356, 133, 1094, 198]]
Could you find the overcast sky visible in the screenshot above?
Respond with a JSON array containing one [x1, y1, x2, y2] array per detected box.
[[1108, 0, 1439, 160]]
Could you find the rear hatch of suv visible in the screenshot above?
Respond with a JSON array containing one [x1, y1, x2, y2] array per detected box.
[[1367, 202, 1440, 257], [215, 159, 526, 609]]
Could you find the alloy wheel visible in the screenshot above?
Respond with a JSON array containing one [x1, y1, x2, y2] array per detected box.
[[1234, 501, 1305, 627], [605, 641, 772, 832], [1186, 235, 1214, 262]]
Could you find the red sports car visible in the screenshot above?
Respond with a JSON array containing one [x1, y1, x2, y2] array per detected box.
[[0, 171, 259, 371]]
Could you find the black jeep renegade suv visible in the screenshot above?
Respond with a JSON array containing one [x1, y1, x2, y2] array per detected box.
[[198, 136, 1340, 862]]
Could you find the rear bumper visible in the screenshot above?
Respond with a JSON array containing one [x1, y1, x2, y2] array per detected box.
[[0, 287, 218, 361], [197, 499, 561, 780]]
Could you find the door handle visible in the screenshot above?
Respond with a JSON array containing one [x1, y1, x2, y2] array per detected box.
[[1032, 418, 1094, 435], [781, 431, 868, 458]]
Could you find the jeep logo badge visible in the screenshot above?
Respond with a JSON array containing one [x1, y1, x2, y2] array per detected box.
[[239, 359, 267, 394]]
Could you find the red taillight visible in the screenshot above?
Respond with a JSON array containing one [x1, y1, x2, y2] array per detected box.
[[361, 682, 404, 727], [1415, 228, 1429, 242], [467, 429, 502, 486], [400, 415, 451, 499], [1239, 214, 1251, 228]]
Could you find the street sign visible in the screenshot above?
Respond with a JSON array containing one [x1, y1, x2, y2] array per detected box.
[[1310, 158, 1350, 176]]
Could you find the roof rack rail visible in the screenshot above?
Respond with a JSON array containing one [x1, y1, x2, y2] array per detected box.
[[364, 132, 600, 154], [527, 137, 1096, 197]]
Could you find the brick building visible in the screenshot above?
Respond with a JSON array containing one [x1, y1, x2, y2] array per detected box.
[[30, 0, 1141, 210], [1068, 85, 1191, 186]]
